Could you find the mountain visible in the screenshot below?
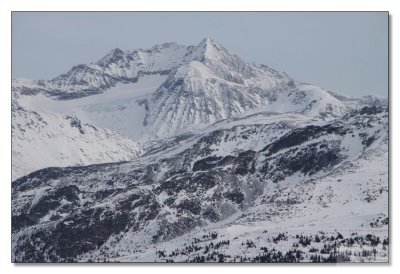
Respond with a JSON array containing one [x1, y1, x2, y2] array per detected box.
[[12, 105, 388, 262], [11, 38, 388, 262], [13, 38, 363, 141], [12, 97, 142, 181], [12, 38, 362, 179], [12, 42, 190, 99]]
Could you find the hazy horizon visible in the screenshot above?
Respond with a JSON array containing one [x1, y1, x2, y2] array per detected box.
[[12, 12, 388, 97]]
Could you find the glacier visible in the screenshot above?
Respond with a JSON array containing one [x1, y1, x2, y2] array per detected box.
[[11, 38, 388, 263]]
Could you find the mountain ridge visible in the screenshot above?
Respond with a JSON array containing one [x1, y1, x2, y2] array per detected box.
[[12, 38, 388, 178], [12, 105, 388, 262], [11, 38, 389, 262]]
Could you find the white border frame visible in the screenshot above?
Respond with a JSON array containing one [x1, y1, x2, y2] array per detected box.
[[1, 1, 398, 273]]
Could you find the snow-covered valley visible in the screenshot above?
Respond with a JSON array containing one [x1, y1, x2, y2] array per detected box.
[[17, 74, 167, 140], [11, 38, 388, 263]]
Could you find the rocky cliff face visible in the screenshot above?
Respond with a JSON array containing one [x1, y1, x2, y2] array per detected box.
[[13, 38, 357, 139], [12, 106, 388, 262], [11, 39, 388, 262]]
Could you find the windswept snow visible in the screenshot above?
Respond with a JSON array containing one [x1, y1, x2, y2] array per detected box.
[[12, 103, 142, 180], [11, 38, 388, 263], [12, 75, 168, 179], [17, 75, 167, 139]]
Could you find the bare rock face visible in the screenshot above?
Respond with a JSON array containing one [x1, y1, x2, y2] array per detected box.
[[13, 38, 354, 139], [12, 105, 388, 262], [11, 38, 388, 262]]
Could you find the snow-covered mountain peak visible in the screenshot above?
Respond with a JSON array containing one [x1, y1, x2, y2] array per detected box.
[[150, 41, 183, 52], [174, 60, 215, 82], [96, 47, 126, 67], [196, 37, 226, 55], [13, 39, 385, 140], [54, 63, 97, 79], [188, 38, 242, 71], [199, 37, 216, 45]]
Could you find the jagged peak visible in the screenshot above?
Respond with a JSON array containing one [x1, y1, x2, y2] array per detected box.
[[71, 63, 90, 70], [96, 48, 126, 67], [109, 47, 125, 55], [50, 63, 103, 83], [150, 41, 183, 51], [198, 37, 220, 48], [196, 37, 226, 54], [174, 60, 213, 80], [186, 37, 231, 65], [52, 64, 89, 79], [66, 63, 100, 75]]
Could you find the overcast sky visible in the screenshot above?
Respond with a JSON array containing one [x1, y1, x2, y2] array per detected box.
[[12, 12, 388, 97]]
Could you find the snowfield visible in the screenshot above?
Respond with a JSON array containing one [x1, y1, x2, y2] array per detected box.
[[11, 38, 388, 263], [12, 101, 142, 181]]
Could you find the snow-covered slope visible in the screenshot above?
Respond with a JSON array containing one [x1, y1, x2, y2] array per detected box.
[[112, 138, 388, 263], [17, 74, 168, 140], [11, 106, 388, 262], [12, 74, 169, 179], [12, 42, 190, 99], [13, 38, 361, 140], [12, 99, 142, 180], [123, 137, 388, 263], [142, 39, 350, 138], [11, 38, 388, 263]]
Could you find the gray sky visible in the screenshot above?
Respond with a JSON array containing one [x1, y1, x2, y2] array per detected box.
[[12, 12, 388, 97]]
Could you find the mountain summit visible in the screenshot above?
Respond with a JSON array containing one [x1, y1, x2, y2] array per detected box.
[[11, 38, 389, 262], [12, 38, 387, 175]]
